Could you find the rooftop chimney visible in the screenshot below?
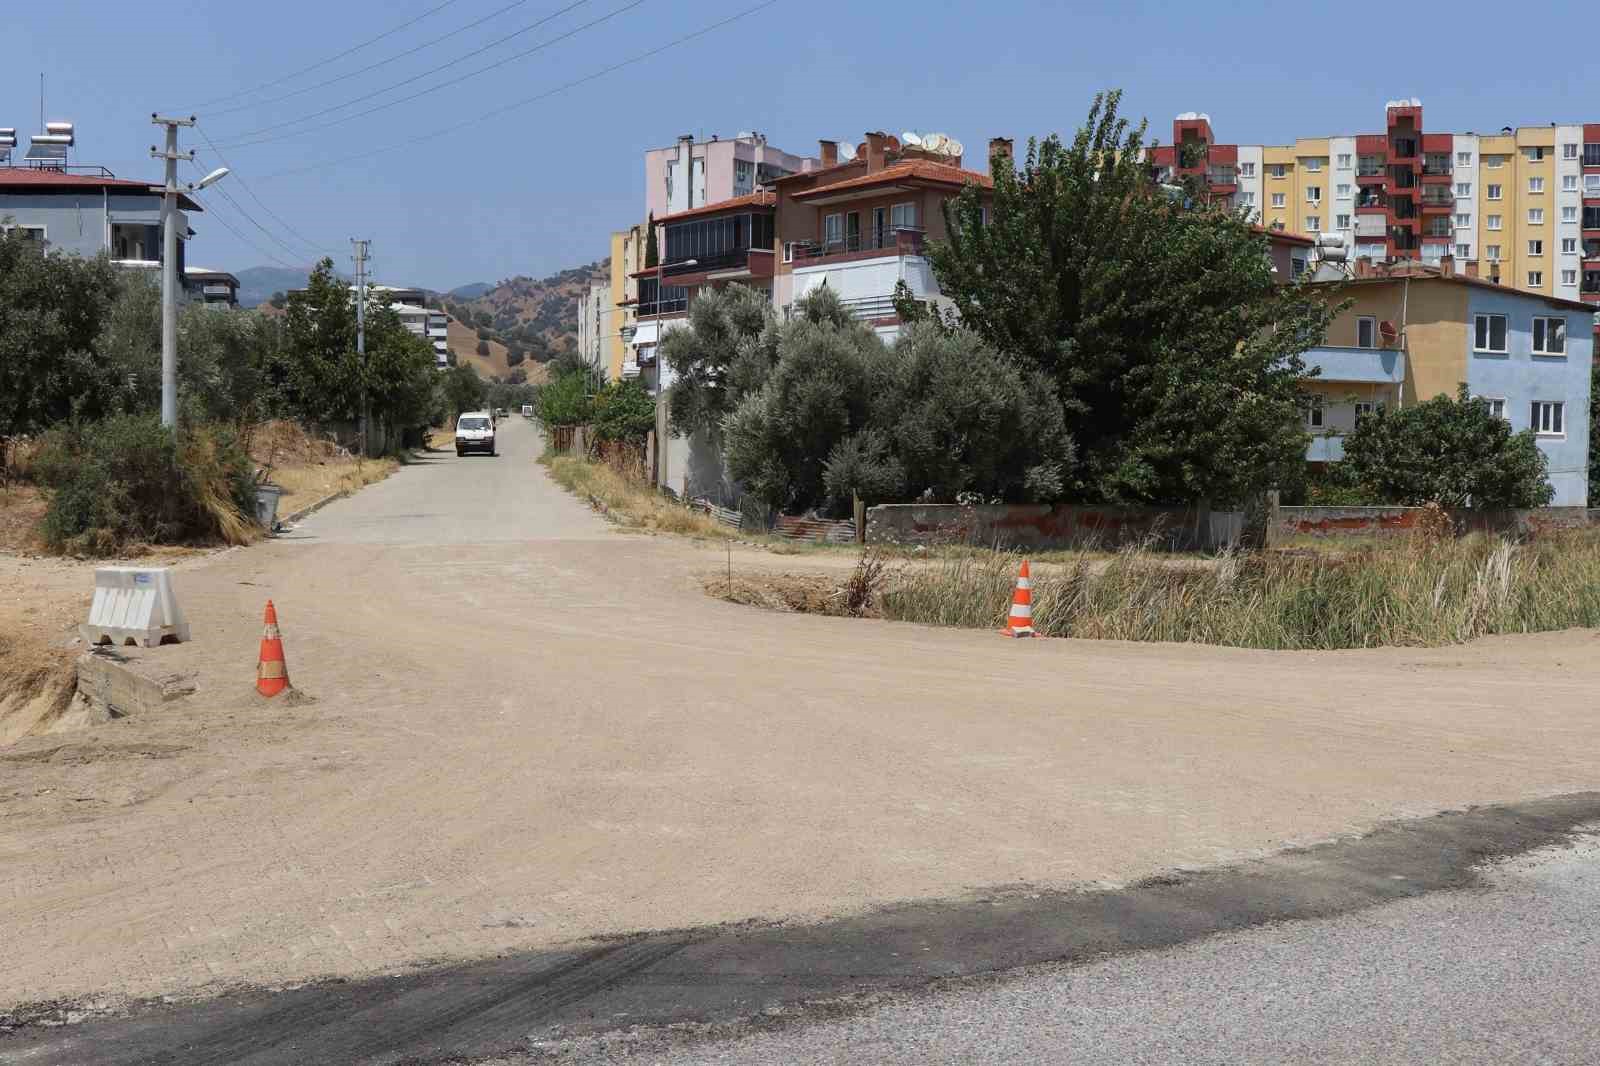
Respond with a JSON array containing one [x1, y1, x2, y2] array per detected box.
[[864, 131, 888, 174], [1465, 260, 1480, 278], [1354, 257, 1372, 278], [989, 137, 1014, 166], [1439, 254, 1455, 277], [818, 139, 838, 168]]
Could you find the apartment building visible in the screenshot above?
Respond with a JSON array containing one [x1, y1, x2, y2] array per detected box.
[[1151, 102, 1600, 318], [1, 165, 200, 270], [608, 222, 645, 382], [771, 131, 994, 341], [576, 280, 611, 380], [1299, 261, 1593, 504], [644, 132, 818, 220]]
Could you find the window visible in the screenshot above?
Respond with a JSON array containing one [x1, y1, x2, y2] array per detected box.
[[1563, 174, 1579, 192], [0, 224, 45, 242], [1562, 269, 1578, 286], [1524, 146, 1547, 162], [1485, 155, 1506, 169], [1303, 393, 1324, 428], [1486, 245, 1502, 262], [1271, 192, 1286, 208], [1306, 185, 1322, 203], [1456, 182, 1472, 197], [1487, 183, 1502, 200], [1305, 215, 1321, 232], [1529, 239, 1544, 256], [1269, 163, 1287, 178], [823, 212, 843, 248], [1587, 144, 1600, 167], [1563, 237, 1578, 254], [1457, 150, 1473, 167], [1239, 161, 1256, 178], [1589, 175, 1600, 196], [1239, 190, 1256, 206], [1356, 316, 1377, 349], [1474, 313, 1508, 352], [1487, 214, 1503, 230], [1455, 213, 1472, 228], [1335, 213, 1351, 229], [1304, 158, 1322, 172], [1456, 243, 1471, 259], [1533, 316, 1567, 354], [890, 201, 919, 230], [1528, 270, 1544, 287], [1563, 206, 1579, 223], [1563, 143, 1579, 159], [1532, 401, 1565, 436], [1529, 177, 1546, 194], [1477, 397, 1506, 420], [1336, 183, 1352, 199], [1529, 208, 1545, 225], [1337, 153, 1352, 169]]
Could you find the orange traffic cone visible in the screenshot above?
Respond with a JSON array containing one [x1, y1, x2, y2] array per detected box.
[[1001, 560, 1035, 638], [256, 600, 291, 697]]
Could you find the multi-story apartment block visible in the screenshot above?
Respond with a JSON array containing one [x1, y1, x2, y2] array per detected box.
[[1, 165, 199, 271], [608, 222, 644, 382], [576, 280, 610, 380], [644, 132, 818, 220], [1300, 260, 1593, 504]]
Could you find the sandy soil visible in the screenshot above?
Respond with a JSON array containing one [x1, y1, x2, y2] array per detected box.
[[4, 418, 1600, 1014]]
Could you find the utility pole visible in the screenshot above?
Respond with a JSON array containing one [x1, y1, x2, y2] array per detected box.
[[151, 115, 195, 430], [351, 238, 370, 457]]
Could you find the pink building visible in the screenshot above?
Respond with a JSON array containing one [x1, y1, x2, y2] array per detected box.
[[643, 132, 818, 220]]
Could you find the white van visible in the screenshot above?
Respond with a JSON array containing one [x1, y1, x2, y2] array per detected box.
[[521, 404, 534, 418], [454, 411, 496, 457]]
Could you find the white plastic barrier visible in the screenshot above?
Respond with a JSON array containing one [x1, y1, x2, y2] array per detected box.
[[80, 567, 192, 648]]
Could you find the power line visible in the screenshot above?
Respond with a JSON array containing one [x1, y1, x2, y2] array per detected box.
[[212, 0, 615, 150], [255, 0, 778, 181], [208, 180, 316, 264], [187, 189, 302, 271], [204, 0, 537, 119], [184, 0, 465, 111], [192, 125, 337, 258]]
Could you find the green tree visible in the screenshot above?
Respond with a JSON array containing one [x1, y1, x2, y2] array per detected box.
[[535, 366, 593, 427], [442, 363, 487, 417], [590, 380, 656, 443], [644, 212, 658, 269], [1339, 386, 1554, 508], [0, 225, 121, 469], [282, 258, 360, 423], [476, 339, 490, 357], [927, 90, 1339, 505], [658, 284, 778, 438], [268, 291, 287, 310]]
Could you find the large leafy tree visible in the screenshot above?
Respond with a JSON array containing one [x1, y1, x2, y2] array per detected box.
[[1339, 386, 1553, 508], [658, 283, 778, 438], [928, 90, 1339, 505]]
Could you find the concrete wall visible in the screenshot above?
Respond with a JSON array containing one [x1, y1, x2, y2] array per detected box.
[[866, 503, 1233, 551], [1278, 505, 1598, 540]]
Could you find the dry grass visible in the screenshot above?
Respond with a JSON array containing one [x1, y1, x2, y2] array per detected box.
[[0, 484, 48, 554], [0, 632, 78, 747], [272, 456, 400, 517], [544, 454, 743, 540]]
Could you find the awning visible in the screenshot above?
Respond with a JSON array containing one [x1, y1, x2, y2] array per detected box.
[[631, 320, 661, 346]]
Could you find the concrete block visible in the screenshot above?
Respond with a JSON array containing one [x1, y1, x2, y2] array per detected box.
[[75, 650, 197, 719], [80, 567, 191, 648]]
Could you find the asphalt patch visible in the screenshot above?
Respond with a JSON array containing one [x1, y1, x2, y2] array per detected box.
[[7, 792, 1600, 1065]]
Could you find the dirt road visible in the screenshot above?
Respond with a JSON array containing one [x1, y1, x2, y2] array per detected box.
[[5, 416, 1600, 1013]]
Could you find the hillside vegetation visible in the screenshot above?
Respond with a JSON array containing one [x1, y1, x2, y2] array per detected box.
[[440, 259, 609, 366]]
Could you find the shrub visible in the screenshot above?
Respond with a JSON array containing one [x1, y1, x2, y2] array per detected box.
[[35, 415, 256, 555], [590, 380, 656, 443]]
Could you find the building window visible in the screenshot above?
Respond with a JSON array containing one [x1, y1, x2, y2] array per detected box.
[[1529, 176, 1546, 194], [1477, 397, 1507, 420], [1456, 182, 1472, 197], [1524, 146, 1547, 162], [1563, 143, 1579, 159], [1529, 208, 1545, 225], [1562, 269, 1578, 286], [1586, 144, 1600, 167], [1533, 316, 1567, 354], [1529, 239, 1544, 256], [1589, 175, 1600, 196], [1336, 183, 1351, 199], [1303, 394, 1324, 428], [1562, 237, 1578, 254], [1487, 214, 1503, 230], [1562, 206, 1578, 223], [823, 212, 844, 249], [1, 224, 45, 242], [1304, 158, 1322, 172], [1457, 150, 1473, 167], [1528, 270, 1544, 287], [1357, 315, 1377, 349], [1487, 183, 1502, 200], [1335, 213, 1351, 229], [1455, 213, 1472, 228], [1269, 163, 1287, 178], [1456, 243, 1471, 259], [1239, 191, 1256, 206], [1354, 401, 1378, 421], [1563, 174, 1579, 192], [1485, 155, 1506, 169], [1271, 192, 1286, 208], [1305, 186, 1322, 204], [1305, 215, 1321, 232], [1486, 245, 1502, 261], [1338, 153, 1352, 168], [890, 201, 919, 230], [1239, 162, 1255, 178], [1532, 400, 1565, 436], [1474, 313, 1508, 352]]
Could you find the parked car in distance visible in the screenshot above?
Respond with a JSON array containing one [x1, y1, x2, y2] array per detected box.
[[455, 411, 496, 457], [521, 404, 533, 417]]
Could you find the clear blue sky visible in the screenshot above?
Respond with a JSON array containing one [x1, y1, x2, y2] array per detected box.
[[7, 0, 1590, 290]]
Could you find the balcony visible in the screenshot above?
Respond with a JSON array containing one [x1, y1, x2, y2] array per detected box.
[[1391, 138, 1419, 160], [1584, 240, 1600, 260], [1420, 189, 1453, 210], [791, 227, 925, 263], [1422, 156, 1453, 179], [1356, 190, 1388, 210], [1392, 200, 1418, 220], [1355, 215, 1388, 238], [1357, 160, 1385, 179], [1392, 232, 1419, 251], [1205, 166, 1237, 189], [1301, 344, 1406, 384], [1388, 167, 1418, 190]]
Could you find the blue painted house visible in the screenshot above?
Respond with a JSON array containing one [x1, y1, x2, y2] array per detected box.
[[1303, 263, 1596, 505]]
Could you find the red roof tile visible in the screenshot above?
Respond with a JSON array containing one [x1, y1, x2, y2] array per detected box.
[[0, 167, 201, 210], [790, 161, 992, 200], [657, 190, 775, 223]]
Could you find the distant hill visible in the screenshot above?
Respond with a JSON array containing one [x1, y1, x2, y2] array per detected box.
[[438, 260, 609, 362], [234, 265, 323, 309], [447, 281, 493, 300]]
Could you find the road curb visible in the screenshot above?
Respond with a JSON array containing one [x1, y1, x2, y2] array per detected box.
[[278, 489, 348, 528]]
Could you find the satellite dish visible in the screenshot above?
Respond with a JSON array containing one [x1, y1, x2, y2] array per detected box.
[[839, 142, 857, 161], [946, 139, 964, 159], [902, 131, 923, 147], [923, 132, 947, 153]]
